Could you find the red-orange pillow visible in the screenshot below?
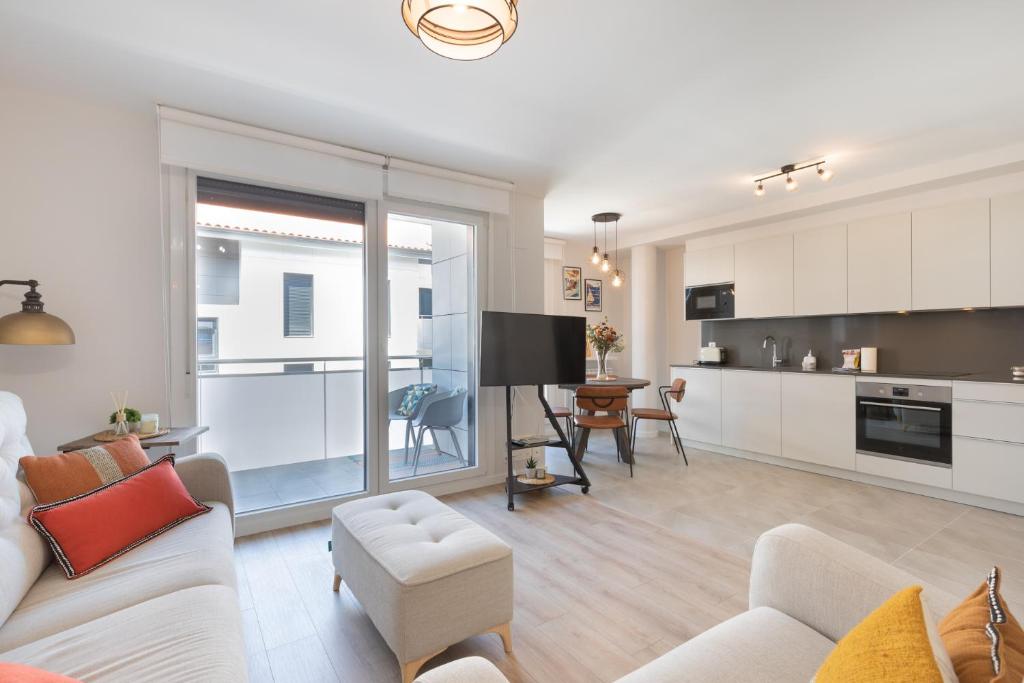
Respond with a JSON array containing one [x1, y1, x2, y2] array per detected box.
[[0, 663, 80, 681], [20, 434, 151, 504], [27, 456, 210, 579]]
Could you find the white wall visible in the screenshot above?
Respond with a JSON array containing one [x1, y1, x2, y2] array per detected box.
[[665, 246, 700, 367], [0, 84, 168, 452]]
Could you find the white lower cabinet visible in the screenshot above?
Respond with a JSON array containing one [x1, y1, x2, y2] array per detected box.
[[670, 366, 722, 445], [953, 437, 1024, 504], [856, 453, 952, 489], [781, 373, 855, 469], [722, 370, 781, 456]]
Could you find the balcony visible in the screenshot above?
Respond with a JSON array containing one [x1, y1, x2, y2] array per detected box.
[[197, 355, 474, 514]]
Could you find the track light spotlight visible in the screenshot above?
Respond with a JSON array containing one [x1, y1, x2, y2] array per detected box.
[[754, 181, 765, 197], [785, 174, 798, 192]]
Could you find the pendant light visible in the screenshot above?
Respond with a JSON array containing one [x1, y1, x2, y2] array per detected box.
[[590, 218, 601, 265], [592, 213, 624, 285], [402, 1, 518, 61]]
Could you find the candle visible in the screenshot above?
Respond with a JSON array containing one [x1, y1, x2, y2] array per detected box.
[[140, 413, 159, 435]]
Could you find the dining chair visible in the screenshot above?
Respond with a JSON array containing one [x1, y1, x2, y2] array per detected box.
[[411, 388, 467, 475], [630, 378, 688, 465], [574, 385, 634, 477]]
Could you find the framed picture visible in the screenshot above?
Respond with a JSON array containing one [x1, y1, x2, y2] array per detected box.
[[584, 279, 603, 312], [562, 266, 582, 300]]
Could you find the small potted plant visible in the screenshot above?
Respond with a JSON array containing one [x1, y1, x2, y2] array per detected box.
[[109, 407, 142, 433], [524, 456, 538, 479]]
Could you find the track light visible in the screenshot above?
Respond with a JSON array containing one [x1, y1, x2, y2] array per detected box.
[[818, 164, 834, 181], [753, 160, 833, 197], [754, 181, 765, 197], [785, 174, 798, 192]]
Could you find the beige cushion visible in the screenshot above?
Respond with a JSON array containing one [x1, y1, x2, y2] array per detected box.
[[415, 656, 509, 682], [0, 585, 246, 683], [616, 606, 835, 683], [0, 502, 235, 650]]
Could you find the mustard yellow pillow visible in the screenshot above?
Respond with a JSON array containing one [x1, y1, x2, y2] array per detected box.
[[816, 586, 946, 683]]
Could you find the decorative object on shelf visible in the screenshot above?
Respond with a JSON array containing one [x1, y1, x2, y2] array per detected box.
[[1013, 365, 1024, 379], [401, 0, 518, 61], [586, 318, 624, 381], [140, 412, 160, 435], [591, 212, 626, 286], [562, 266, 582, 300], [753, 160, 834, 197], [108, 406, 142, 433], [841, 349, 861, 370], [584, 278, 603, 312], [516, 472, 556, 485], [93, 427, 171, 443], [802, 350, 817, 371], [524, 455, 538, 479], [534, 466, 546, 479], [0, 279, 75, 345], [109, 391, 132, 437]]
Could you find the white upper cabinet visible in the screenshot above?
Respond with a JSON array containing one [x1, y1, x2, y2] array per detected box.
[[991, 190, 1024, 308], [911, 198, 990, 310], [734, 234, 793, 318], [683, 245, 734, 287], [847, 212, 912, 314], [794, 224, 847, 316]]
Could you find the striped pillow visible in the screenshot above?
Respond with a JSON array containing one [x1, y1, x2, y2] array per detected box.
[[20, 435, 151, 504], [940, 567, 1024, 682]]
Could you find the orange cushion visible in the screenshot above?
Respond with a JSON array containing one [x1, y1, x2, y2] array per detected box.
[[0, 663, 80, 681], [939, 567, 1024, 682], [19, 435, 150, 504], [27, 456, 210, 579]]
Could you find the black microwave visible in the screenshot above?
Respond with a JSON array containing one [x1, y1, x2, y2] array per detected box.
[[685, 283, 735, 320]]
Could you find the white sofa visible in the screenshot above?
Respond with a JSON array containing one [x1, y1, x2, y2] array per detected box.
[[0, 391, 247, 682], [419, 523, 961, 683]]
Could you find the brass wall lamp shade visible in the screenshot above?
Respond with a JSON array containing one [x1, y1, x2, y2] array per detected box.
[[402, 0, 518, 61], [0, 280, 75, 345]]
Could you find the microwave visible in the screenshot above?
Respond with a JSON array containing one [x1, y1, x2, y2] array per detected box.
[[685, 283, 735, 320]]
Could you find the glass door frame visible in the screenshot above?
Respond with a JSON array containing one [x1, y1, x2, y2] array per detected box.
[[376, 199, 486, 493]]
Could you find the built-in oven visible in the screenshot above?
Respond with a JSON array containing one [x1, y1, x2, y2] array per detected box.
[[855, 382, 952, 467], [684, 283, 735, 321]]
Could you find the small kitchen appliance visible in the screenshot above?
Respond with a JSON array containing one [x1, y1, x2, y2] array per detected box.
[[698, 343, 727, 365]]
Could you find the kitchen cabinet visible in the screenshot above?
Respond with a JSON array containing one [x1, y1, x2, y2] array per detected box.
[[670, 366, 722, 445], [912, 198, 990, 310], [683, 245, 734, 287], [991, 190, 1024, 307], [952, 380, 1024, 504], [847, 212, 912, 313], [734, 234, 794, 318], [855, 453, 952, 489], [722, 370, 781, 456], [781, 373, 854, 469], [953, 437, 1024, 505], [794, 224, 847, 316]]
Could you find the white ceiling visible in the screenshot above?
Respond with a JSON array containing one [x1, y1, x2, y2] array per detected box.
[[3, 1, 1024, 243]]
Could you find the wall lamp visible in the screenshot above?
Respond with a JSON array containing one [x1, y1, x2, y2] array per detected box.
[[0, 280, 76, 345], [754, 160, 833, 197]]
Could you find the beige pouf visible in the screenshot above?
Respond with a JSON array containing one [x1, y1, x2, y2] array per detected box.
[[331, 490, 513, 683]]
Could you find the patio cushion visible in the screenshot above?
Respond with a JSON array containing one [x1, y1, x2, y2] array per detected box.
[[398, 384, 437, 416]]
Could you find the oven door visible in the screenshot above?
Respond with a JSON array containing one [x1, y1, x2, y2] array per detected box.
[[685, 284, 734, 320], [856, 397, 952, 467]]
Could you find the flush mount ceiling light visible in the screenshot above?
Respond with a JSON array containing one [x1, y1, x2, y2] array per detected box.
[[592, 212, 625, 286], [753, 160, 834, 197], [402, 1, 518, 61]]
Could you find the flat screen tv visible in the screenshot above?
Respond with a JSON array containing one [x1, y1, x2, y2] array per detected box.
[[480, 312, 587, 387]]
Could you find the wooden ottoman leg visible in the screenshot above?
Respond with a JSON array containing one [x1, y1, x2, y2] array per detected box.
[[332, 574, 341, 592], [487, 622, 513, 653]]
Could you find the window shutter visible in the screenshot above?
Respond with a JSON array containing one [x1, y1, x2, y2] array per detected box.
[[284, 273, 314, 337]]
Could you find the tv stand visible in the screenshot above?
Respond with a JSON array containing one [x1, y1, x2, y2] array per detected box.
[[504, 385, 590, 511]]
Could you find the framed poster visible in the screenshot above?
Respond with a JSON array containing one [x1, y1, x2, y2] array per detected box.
[[584, 279, 603, 312], [562, 266, 582, 300]]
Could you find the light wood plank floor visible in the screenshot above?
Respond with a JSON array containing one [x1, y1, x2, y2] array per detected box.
[[235, 432, 1024, 682]]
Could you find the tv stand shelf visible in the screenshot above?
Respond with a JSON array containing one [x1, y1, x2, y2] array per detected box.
[[504, 385, 590, 511]]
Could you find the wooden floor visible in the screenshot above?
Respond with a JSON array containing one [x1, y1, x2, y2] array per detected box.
[[235, 432, 1024, 683]]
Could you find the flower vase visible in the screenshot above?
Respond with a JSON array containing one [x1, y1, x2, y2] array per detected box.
[[596, 350, 611, 380]]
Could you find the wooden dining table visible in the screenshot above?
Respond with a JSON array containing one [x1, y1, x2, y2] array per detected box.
[[557, 376, 651, 464]]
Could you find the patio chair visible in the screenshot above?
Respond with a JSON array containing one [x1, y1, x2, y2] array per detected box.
[[411, 388, 467, 475], [387, 384, 435, 462]]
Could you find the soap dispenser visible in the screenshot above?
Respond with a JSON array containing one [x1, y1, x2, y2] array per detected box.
[[802, 349, 817, 371]]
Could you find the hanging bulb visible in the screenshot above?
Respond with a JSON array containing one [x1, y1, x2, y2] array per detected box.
[[818, 165, 834, 182], [601, 254, 610, 272], [591, 246, 601, 265], [754, 181, 765, 197], [612, 270, 623, 287], [785, 174, 798, 192]]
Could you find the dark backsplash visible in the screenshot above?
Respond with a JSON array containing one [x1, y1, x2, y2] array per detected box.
[[700, 308, 1024, 374]]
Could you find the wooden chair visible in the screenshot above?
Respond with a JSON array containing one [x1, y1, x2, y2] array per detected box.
[[630, 378, 688, 465], [548, 405, 574, 453], [574, 385, 634, 477]]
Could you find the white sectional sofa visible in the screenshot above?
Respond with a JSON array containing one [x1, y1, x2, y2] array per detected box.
[[420, 523, 960, 683], [0, 391, 247, 682]]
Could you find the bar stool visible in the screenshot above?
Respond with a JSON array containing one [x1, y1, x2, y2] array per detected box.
[[574, 385, 634, 477], [548, 405, 574, 452], [630, 378, 688, 465]]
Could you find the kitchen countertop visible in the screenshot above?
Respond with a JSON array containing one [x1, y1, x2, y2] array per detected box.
[[669, 363, 1024, 384]]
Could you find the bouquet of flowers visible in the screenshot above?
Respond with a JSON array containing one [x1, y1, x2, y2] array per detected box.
[[586, 318, 624, 379]]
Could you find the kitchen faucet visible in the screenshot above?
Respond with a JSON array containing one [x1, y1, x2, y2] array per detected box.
[[762, 335, 782, 367]]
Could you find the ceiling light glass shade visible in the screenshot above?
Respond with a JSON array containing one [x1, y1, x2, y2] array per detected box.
[[754, 181, 765, 197], [785, 175, 798, 192], [601, 255, 611, 273], [612, 271, 623, 287], [402, 0, 518, 61], [0, 310, 75, 345], [818, 166, 834, 181], [591, 247, 601, 264]]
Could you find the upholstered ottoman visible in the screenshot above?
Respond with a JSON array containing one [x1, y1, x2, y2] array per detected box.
[[331, 490, 513, 683]]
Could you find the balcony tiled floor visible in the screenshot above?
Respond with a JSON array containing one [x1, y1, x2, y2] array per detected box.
[[230, 447, 470, 514]]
